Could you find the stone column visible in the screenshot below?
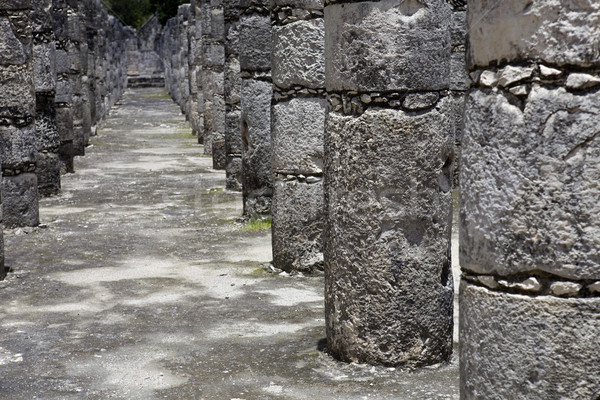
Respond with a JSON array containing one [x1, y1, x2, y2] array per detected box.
[[324, 0, 454, 367], [271, 0, 325, 273], [190, 1, 205, 142], [239, 0, 273, 218], [51, 0, 75, 173], [83, 0, 99, 133], [460, 1, 600, 398], [448, 0, 467, 185], [187, 3, 202, 136], [224, 0, 242, 191], [207, 0, 226, 169], [0, 0, 40, 228], [66, 0, 88, 157], [32, 0, 61, 196]]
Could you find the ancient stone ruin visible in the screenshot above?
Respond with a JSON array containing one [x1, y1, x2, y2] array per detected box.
[[1, 0, 599, 397]]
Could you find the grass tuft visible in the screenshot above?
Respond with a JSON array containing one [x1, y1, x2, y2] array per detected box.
[[241, 218, 272, 231]]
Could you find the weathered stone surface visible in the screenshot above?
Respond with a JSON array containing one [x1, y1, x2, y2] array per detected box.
[[272, 97, 325, 175], [272, 178, 324, 273], [325, 0, 451, 92], [467, 0, 600, 68], [0, 64, 36, 118], [272, 18, 325, 89], [2, 173, 39, 228], [460, 282, 600, 400], [37, 152, 61, 196], [324, 103, 454, 367], [225, 155, 243, 192], [239, 14, 271, 72], [460, 86, 600, 280], [240, 78, 272, 217], [0, 124, 37, 169]]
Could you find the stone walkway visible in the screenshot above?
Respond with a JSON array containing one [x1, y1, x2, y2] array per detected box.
[[0, 88, 459, 399]]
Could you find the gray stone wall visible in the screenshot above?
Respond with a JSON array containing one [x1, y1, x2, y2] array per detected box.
[[0, 0, 39, 228], [323, 0, 454, 367], [271, 0, 325, 273], [460, 1, 600, 397], [223, 0, 242, 191], [239, 0, 273, 218]]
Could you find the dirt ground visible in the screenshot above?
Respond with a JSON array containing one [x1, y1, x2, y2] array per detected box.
[[0, 87, 459, 399]]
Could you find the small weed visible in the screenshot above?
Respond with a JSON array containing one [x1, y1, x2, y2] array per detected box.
[[241, 218, 272, 231]]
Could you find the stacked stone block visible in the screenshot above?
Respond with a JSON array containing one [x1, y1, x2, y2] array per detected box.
[[323, 0, 454, 367], [0, 0, 40, 228], [127, 14, 164, 88], [239, 0, 273, 218], [271, 0, 325, 273], [67, 0, 90, 157], [32, 0, 61, 196], [187, 3, 202, 136], [459, 1, 600, 398], [201, 0, 226, 168], [447, 0, 466, 185], [51, 0, 76, 173], [223, 0, 242, 191]]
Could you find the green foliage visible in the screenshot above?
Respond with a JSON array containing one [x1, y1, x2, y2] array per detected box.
[[241, 218, 272, 231], [102, 0, 187, 29]]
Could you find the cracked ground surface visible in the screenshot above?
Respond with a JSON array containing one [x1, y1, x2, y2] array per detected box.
[[0, 87, 459, 399]]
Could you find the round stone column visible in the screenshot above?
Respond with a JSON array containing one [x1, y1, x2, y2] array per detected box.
[[324, 0, 454, 367], [239, 0, 273, 219], [0, 0, 40, 227], [271, 0, 326, 273], [460, 1, 600, 398]]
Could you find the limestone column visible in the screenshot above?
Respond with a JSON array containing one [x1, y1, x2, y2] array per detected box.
[[324, 0, 454, 366], [460, 1, 600, 398], [0, 0, 40, 227], [271, 0, 325, 273], [206, 0, 226, 169], [51, 0, 75, 173], [83, 0, 99, 134], [224, 0, 242, 191], [66, 0, 88, 157], [239, 0, 273, 218], [448, 0, 467, 185], [188, 2, 202, 136], [190, 1, 205, 143], [32, 0, 61, 196]]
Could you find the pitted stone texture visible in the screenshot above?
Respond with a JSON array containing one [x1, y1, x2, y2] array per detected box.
[[272, 18, 325, 89], [467, 0, 600, 68], [272, 0, 323, 9], [2, 173, 39, 228], [460, 86, 600, 280], [37, 152, 60, 196], [0, 124, 37, 169], [33, 42, 57, 93], [0, 64, 35, 118], [226, 155, 243, 192], [0, 17, 30, 65], [325, 0, 451, 92], [272, 178, 324, 273], [324, 103, 454, 367], [35, 96, 60, 151], [460, 282, 600, 400], [239, 14, 271, 72], [241, 79, 272, 218], [272, 97, 325, 175], [225, 109, 242, 155]]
